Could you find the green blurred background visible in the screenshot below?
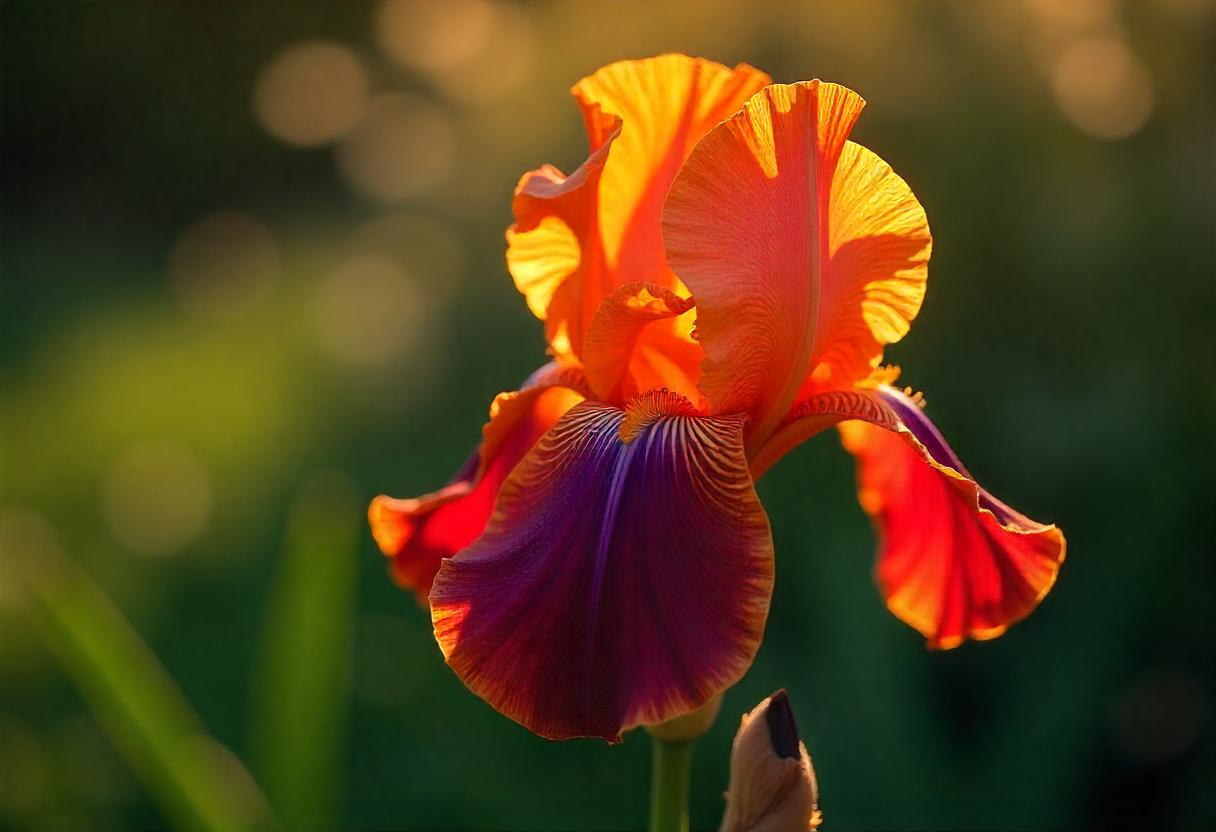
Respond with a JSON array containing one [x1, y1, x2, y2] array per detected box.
[[2, 1, 1214, 830]]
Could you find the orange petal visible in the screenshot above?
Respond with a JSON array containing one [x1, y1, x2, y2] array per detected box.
[[431, 392, 774, 741], [573, 54, 771, 287], [508, 54, 769, 368], [582, 281, 700, 406], [663, 81, 931, 453], [837, 387, 1066, 648], [368, 363, 587, 603], [507, 130, 619, 359], [807, 141, 931, 393], [370, 472, 479, 601], [749, 382, 903, 479]]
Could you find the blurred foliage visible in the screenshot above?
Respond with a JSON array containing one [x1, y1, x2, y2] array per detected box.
[[5, 512, 274, 832], [2, 1, 1214, 830], [251, 474, 360, 831]]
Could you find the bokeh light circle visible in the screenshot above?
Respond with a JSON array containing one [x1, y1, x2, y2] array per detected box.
[[1051, 35, 1154, 140], [312, 254, 431, 368], [253, 41, 370, 147], [428, 3, 537, 103], [375, 0, 495, 72], [336, 93, 455, 203], [350, 212, 466, 301]]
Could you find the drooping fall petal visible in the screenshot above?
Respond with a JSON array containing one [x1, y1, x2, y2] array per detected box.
[[430, 392, 774, 741], [837, 387, 1066, 648], [582, 281, 700, 406], [369, 454, 480, 601], [507, 54, 768, 365], [663, 81, 931, 454], [368, 364, 586, 602]]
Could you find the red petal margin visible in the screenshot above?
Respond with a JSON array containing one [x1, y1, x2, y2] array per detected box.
[[429, 391, 775, 742], [368, 364, 587, 604], [838, 387, 1066, 649]]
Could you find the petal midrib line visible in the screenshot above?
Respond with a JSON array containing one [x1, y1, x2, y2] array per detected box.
[[746, 84, 826, 458], [581, 411, 638, 705]]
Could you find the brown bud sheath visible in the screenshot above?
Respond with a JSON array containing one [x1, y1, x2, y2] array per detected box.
[[720, 690, 820, 832]]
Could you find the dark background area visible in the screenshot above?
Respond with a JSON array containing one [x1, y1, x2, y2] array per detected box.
[[2, 1, 1214, 830]]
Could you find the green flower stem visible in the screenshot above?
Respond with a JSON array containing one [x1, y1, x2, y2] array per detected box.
[[649, 735, 694, 832]]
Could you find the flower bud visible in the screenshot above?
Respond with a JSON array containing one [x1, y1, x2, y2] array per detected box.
[[720, 690, 820, 832]]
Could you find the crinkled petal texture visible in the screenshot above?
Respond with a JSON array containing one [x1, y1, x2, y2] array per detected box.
[[574, 55, 771, 288], [369, 454, 482, 601], [368, 364, 586, 603], [583, 281, 700, 406], [748, 367, 907, 478], [507, 131, 618, 360], [508, 55, 770, 399], [663, 81, 931, 453], [430, 392, 775, 741], [837, 387, 1066, 649]]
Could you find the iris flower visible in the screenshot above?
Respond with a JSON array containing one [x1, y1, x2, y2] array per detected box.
[[370, 55, 1066, 743]]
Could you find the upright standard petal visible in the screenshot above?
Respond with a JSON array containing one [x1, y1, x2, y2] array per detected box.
[[369, 364, 586, 602], [430, 392, 774, 741], [573, 54, 771, 287], [837, 387, 1066, 648], [809, 141, 931, 393], [508, 55, 769, 365], [507, 129, 619, 360], [663, 81, 931, 453]]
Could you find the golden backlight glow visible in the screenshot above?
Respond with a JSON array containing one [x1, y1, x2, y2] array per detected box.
[[253, 41, 369, 147], [313, 254, 431, 368], [351, 212, 467, 302], [375, 0, 537, 103], [375, 0, 495, 73], [1051, 35, 1154, 140], [336, 93, 455, 203], [381, 57, 1065, 738], [426, 3, 538, 103]]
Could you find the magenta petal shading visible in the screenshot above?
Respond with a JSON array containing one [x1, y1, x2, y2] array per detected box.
[[369, 363, 587, 603], [430, 391, 775, 742]]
